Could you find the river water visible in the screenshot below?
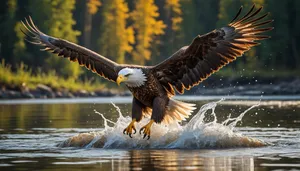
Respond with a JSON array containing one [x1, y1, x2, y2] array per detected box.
[[0, 96, 300, 170]]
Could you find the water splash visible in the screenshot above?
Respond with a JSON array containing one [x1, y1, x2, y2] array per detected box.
[[59, 99, 266, 149]]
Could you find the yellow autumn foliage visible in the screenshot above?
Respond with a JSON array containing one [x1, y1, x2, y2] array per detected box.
[[87, 0, 101, 15], [98, 0, 134, 64], [131, 0, 166, 64], [166, 0, 182, 31]]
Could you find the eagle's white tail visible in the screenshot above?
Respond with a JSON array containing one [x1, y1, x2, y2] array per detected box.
[[163, 99, 196, 124]]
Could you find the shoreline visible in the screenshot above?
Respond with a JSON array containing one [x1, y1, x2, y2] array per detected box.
[[1, 76, 300, 99], [0, 83, 130, 99]]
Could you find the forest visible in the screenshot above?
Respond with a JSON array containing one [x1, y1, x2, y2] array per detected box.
[[0, 0, 299, 91]]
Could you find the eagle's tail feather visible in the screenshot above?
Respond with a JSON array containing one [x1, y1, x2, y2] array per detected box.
[[163, 99, 196, 124]]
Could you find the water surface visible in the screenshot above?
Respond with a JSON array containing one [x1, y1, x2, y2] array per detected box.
[[0, 96, 300, 170]]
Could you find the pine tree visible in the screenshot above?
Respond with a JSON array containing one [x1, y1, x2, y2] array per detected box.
[[98, 0, 134, 64], [218, 0, 266, 69], [87, 0, 101, 14], [26, 0, 82, 78], [180, 0, 197, 44], [131, 0, 166, 65], [259, 0, 300, 69], [158, 0, 183, 62], [83, 0, 101, 48], [180, 0, 219, 46], [0, 0, 18, 65]]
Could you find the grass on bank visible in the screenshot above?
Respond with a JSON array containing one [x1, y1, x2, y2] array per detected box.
[[0, 60, 105, 92]]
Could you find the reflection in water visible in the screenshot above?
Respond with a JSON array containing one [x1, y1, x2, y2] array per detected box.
[[122, 150, 255, 171], [47, 150, 256, 171], [0, 102, 126, 130]]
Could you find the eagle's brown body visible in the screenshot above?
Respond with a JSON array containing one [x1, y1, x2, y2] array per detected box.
[[127, 69, 163, 107], [124, 67, 169, 123], [21, 4, 273, 139]]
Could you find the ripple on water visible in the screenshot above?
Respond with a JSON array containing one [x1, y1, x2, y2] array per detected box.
[[11, 160, 38, 163], [0, 164, 14, 167]]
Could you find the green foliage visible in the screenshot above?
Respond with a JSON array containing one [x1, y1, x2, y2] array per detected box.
[[0, 59, 32, 87], [28, 0, 82, 79], [13, 22, 28, 62], [0, 0, 18, 64], [258, 0, 300, 69], [156, 0, 183, 63], [0, 60, 104, 91]]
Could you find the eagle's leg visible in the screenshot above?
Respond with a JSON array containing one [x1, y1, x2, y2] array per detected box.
[[123, 97, 144, 138], [139, 96, 168, 140]]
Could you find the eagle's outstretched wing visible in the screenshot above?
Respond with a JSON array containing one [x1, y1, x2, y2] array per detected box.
[[21, 17, 120, 82], [152, 5, 273, 95]]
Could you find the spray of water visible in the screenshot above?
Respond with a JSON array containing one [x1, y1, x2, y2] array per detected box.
[[59, 99, 266, 149]]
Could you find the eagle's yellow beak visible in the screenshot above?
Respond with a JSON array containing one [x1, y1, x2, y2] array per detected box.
[[116, 74, 127, 86]]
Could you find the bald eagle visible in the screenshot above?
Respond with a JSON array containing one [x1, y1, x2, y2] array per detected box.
[[21, 4, 272, 139]]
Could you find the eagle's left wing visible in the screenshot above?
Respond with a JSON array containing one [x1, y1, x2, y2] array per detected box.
[[152, 5, 273, 95]]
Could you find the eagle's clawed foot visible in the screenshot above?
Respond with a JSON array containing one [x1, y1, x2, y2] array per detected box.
[[139, 120, 154, 140], [123, 119, 136, 138]]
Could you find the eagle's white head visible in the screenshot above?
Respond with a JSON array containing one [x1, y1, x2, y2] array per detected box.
[[117, 68, 147, 87]]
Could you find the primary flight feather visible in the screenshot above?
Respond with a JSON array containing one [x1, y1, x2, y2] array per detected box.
[[21, 4, 273, 139]]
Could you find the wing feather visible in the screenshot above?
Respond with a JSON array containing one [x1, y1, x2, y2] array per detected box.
[[21, 17, 121, 82], [152, 4, 273, 95]]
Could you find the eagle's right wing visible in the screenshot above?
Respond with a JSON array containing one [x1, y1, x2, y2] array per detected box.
[[21, 17, 121, 82]]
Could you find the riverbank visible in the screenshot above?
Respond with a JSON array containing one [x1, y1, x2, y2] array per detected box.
[[0, 83, 130, 99], [1, 76, 299, 99]]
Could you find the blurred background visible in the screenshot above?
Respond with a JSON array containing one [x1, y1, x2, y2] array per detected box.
[[0, 0, 299, 95]]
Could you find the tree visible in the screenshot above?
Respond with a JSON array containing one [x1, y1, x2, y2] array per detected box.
[[131, 0, 166, 65], [84, 0, 101, 49], [26, 0, 82, 78], [218, 0, 266, 69], [0, 0, 18, 65], [260, 0, 300, 69], [180, 0, 219, 47], [87, 0, 102, 15], [156, 0, 183, 62], [98, 0, 134, 64]]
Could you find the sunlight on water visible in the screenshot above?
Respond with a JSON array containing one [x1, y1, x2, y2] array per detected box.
[[59, 99, 267, 149]]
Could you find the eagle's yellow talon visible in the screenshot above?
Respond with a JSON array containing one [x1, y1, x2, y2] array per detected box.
[[123, 119, 136, 137], [139, 120, 154, 140]]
